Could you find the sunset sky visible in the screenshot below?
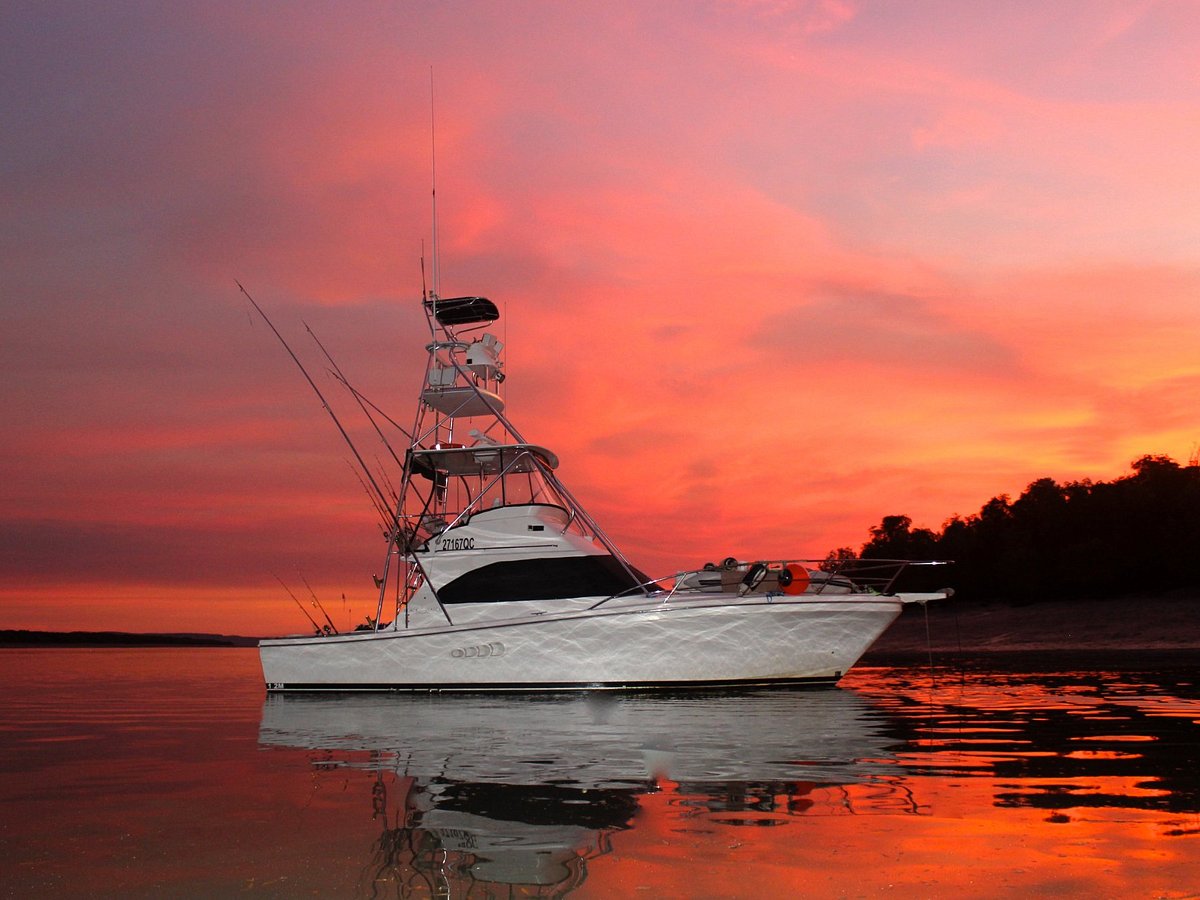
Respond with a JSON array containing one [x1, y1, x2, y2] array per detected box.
[[3, 1, 1199, 635]]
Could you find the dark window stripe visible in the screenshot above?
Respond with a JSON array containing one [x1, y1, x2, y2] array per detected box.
[[438, 555, 649, 604]]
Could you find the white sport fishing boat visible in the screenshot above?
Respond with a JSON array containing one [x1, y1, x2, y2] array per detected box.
[[258, 293, 949, 691]]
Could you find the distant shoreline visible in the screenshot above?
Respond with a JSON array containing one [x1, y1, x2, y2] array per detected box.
[[4, 593, 1195, 659], [0, 630, 260, 648]]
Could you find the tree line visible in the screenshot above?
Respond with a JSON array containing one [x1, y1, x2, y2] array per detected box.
[[832, 454, 1200, 601]]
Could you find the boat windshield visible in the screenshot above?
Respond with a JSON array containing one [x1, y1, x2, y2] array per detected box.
[[410, 444, 559, 478]]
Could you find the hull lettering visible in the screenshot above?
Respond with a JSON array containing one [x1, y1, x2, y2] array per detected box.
[[450, 641, 506, 660]]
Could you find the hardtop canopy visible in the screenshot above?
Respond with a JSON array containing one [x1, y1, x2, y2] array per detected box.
[[425, 296, 499, 326]]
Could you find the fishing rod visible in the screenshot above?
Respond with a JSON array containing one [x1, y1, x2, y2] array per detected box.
[[375, 455, 400, 507], [298, 571, 338, 634], [347, 459, 392, 532], [305, 323, 410, 469], [237, 281, 398, 531], [326, 368, 413, 441], [279, 313, 410, 538], [273, 574, 322, 635], [378, 456, 396, 495]]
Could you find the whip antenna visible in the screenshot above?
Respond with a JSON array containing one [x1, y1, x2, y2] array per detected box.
[[429, 67, 440, 299]]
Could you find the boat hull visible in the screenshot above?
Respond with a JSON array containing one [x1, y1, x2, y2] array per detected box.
[[258, 595, 904, 691]]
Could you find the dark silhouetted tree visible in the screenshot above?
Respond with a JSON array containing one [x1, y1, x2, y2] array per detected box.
[[834, 455, 1200, 602]]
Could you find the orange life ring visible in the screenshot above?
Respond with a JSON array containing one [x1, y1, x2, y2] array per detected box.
[[780, 563, 811, 595]]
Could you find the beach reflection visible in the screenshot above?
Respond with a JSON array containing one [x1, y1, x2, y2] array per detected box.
[[851, 666, 1200, 819]]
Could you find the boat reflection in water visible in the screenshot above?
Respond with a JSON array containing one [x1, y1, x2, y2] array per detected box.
[[258, 689, 909, 894]]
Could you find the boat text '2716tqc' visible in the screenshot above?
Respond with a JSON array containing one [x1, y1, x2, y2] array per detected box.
[[255, 292, 951, 691]]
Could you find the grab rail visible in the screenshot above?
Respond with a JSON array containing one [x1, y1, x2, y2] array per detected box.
[[588, 558, 951, 609]]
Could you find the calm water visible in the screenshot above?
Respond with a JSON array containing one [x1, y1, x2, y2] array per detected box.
[[1, 650, 1197, 898]]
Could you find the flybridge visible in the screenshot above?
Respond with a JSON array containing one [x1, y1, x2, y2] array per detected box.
[[389, 291, 646, 626]]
